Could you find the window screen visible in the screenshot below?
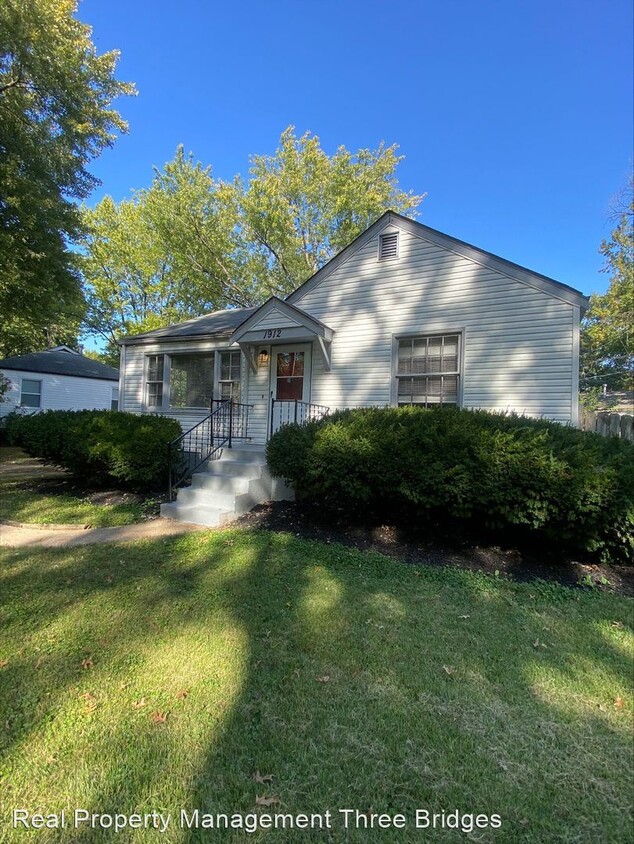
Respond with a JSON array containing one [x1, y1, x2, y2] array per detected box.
[[396, 334, 460, 406], [20, 379, 41, 408]]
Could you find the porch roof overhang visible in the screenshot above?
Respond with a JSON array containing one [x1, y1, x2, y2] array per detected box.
[[230, 296, 335, 372]]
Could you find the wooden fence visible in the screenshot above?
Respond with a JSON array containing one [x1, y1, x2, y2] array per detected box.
[[580, 409, 634, 442]]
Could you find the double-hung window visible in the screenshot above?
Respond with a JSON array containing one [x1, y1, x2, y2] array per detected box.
[[146, 355, 164, 408], [219, 351, 241, 400], [396, 333, 461, 406], [20, 378, 41, 408]]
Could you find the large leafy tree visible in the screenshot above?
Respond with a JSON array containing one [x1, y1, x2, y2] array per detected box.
[[237, 127, 423, 296], [81, 127, 423, 343], [581, 186, 634, 392], [0, 0, 134, 354]]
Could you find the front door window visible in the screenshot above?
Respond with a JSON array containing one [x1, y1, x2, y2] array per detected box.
[[276, 351, 304, 400]]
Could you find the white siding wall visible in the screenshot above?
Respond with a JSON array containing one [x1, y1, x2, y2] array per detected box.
[[255, 310, 301, 331], [246, 346, 272, 443], [0, 369, 116, 418], [294, 227, 577, 423]]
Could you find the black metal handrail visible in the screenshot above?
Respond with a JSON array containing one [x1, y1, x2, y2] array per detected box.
[[167, 399, 252, 500], [270, 399, 330, 437]]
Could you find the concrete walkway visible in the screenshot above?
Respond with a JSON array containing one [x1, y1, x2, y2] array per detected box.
[[0, 519, 205, 549]]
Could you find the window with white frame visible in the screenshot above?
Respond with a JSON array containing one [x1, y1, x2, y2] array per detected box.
[[169, 354, 214, 408], [146, 355, 164, 408], [396, 333, 461, 406], [111, 386, 119, 411], [219, 350, 241, 400], [20, 378, 41, 408]]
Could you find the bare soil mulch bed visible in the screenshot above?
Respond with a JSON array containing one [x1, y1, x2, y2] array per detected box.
[[236, 500, 634, 599]]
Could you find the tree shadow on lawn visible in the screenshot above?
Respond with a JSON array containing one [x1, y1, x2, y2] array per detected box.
[[0, 531, 632, 843]]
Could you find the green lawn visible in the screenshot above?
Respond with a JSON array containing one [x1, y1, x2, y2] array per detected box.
[[0, 486, 147, 527], [0, 530, 632, 842], [0, 446, 150, 526]]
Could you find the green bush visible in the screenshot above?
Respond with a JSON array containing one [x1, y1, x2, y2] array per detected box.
[[266, 407, 634, 565], [7, 410, 182, 490]]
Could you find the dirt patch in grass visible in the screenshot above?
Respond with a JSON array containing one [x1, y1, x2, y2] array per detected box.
[[237, 500, 634, 598]]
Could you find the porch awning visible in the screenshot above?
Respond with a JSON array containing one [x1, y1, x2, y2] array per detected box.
[[230, 297, 335, 371]]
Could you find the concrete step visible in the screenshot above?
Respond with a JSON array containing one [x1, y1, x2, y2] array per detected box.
[[190, 473, 251, 493], [219, 447, 266, 463], [174, 487, 238, 511], [202, 460, 267, 478], [160, 501, 230, 527]]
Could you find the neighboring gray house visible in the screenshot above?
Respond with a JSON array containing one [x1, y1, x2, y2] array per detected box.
[[0, 346, 119, 419], [118, 211, 589, 526]]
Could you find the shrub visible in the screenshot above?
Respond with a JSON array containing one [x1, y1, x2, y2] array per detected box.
[[7, 410, 182, 490], [266, 407, 634, 565]]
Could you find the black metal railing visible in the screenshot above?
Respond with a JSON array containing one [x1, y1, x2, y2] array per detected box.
[[167, 399, 252, 500], [270, 399, 330, 437]]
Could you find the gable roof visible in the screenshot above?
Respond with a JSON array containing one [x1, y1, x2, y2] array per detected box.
[[0, 349, 119, 381], [287, 211, 589, 311], [119, 307, 256, 345], [231, 297, 334, 344], [118, 212, 589, 349]]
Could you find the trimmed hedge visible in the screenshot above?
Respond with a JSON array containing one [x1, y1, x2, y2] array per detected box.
[[6, 410, 182, 490], [266, 407, 634, 564]]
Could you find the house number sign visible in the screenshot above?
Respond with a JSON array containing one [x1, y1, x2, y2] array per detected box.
[[262, 329, 282, 339]]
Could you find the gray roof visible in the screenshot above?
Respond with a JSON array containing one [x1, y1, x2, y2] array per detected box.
[[119, 307, 256, 345], [0, 349, 119, 381]]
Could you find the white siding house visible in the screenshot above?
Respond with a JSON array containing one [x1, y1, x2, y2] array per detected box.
[[0, 347, 119, 419], [119, 212, 588, 440]]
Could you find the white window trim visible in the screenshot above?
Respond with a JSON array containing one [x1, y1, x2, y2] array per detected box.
[[390, 329, 465, 408], [20, 377, 42, 408], [378, 230, 400, 261]]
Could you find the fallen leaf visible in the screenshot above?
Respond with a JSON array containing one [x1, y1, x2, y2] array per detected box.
[[519, 818, 529, 826], [152, 711, 168, 724], [253, 771, 274, 784], [80, 692, 96, 702], [132, 698, 147, 709], [443, 665, 455, 676], [316, 675, 331, 683], [459, 615, 470, 620], [119, 682, 129, 691], [611, 621, 624, 629], [614, 697, 624, 709], [176, 689, 189, 700], [81, 658, 93, 670], [532, 639, 547, 649], [255, 795, 280, 807], [0, 659, 8, 669], [597, 703, 607, 712]]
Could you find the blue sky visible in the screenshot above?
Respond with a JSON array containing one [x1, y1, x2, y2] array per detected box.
[[81, 0, 632, 297]]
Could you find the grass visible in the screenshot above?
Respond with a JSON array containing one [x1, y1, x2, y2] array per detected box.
[[0, 530, 632, 843], [0, 487, 148, 527], [0, 447, 150, 526]]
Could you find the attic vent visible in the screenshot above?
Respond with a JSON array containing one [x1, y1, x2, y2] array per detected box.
[[379, 231, 399, 260]]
